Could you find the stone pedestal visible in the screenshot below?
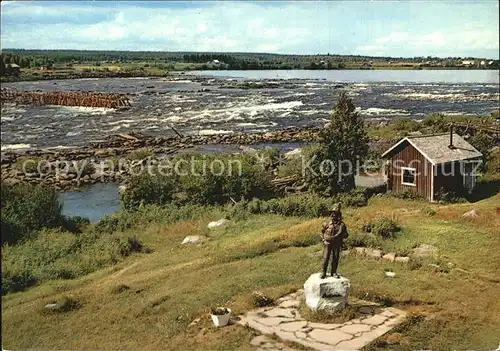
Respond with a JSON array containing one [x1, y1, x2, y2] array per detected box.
[[304, 273, 351, 313]]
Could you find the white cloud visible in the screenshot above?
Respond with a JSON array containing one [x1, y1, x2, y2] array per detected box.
[[357, 28, 499, 57], [1, 1, 498, 57]]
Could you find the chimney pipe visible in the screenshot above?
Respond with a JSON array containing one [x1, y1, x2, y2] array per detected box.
[[449, 123, 455, 149]]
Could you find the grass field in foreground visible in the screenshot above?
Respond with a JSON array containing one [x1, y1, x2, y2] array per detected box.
[[2, 194, 500, 350]]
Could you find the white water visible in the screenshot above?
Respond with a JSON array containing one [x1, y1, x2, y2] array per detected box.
[[192, 70, 500, 84]]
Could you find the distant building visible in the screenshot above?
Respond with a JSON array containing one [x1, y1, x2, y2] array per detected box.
[[207, 59, 221, 65], [461, 60, 475, 66], [39, 65, 52, 71], [382, 132, 482, 201], [480, 60, 486, 66], [5, 63, 21, 75]]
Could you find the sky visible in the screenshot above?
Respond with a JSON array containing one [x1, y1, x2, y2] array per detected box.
[[1, 1, 498, 58]]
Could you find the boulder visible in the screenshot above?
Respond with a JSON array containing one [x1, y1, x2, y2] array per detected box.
[[304, 273, 351, 313], [382, 253, 396, 262], [462, 209, 478, 217], [395, 256, 410, 264], [44, 303, 59, 311], [207, 219, 229, 229], [181, 235, 206, 245], [366, 248, 383, 259]]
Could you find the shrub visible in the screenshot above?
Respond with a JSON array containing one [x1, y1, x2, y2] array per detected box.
[[393, 118, 421, 132], [259, 147, 281, 169], [422, 114, 449, 133], [226, 200, 251, 221], [485, 148, 500, 176], [1, 228, 148, 294], [276, 157, 303, 178], [94, 204, 211, 234], [421, 206, 437, 217], [1, 183, 64, 244], [434, 187, 467, 204], [391, 190, 424, 201], [121, 153, 274, 210], [343, 232, 380, 248], [336, 188, 368, 207], [121, 172, 178, 211], [13, 156, 43, 174], [61, 216, 90, 233], [371, 217, 401, 239], [251, 291, 274, 307], [261, 195, 332, 217]]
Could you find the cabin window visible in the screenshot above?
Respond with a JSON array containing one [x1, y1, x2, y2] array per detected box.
[[401, 167, 417, 186]]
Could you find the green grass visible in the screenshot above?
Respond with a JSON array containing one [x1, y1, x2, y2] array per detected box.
[[2, 194, 500, 350]]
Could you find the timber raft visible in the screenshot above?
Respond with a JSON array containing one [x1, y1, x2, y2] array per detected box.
[[0, 88, 131, 109]]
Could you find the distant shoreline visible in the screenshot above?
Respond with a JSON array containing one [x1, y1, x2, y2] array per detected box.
[[2, 67, 498, 83]]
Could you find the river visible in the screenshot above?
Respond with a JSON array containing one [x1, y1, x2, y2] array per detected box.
[[192, 69, 500, 83], [59, 183, 121, 222], [2, 70, 498, 150], [3, 70, 498, 220]]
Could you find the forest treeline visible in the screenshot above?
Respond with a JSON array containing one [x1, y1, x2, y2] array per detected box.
[[2, 49, 498, 74]]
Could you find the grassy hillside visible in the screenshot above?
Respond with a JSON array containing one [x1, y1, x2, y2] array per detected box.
[[2, 194, 500, 350]]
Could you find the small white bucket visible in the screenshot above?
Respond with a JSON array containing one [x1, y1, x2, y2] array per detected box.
[[210, 308, 232, 327]]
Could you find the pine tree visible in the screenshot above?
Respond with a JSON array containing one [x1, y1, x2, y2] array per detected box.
[[306, 92, 369, 194]]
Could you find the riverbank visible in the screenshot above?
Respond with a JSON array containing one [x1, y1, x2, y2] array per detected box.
[[3, 109, 498, 192], [3, 66, 499, 84]]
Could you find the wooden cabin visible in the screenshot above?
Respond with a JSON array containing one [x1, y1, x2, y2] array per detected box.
[[382, 132, 482, 202]]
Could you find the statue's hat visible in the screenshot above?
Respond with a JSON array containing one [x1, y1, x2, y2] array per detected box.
[[329, 203, 342, 213]]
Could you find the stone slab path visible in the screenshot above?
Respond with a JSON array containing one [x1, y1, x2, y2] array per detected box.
[[238, 290, 407, 351]]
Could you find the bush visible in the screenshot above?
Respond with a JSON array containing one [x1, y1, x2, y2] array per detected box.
[[277, 157, 303, 178], [421, 206, 437, 217], [226, 188, 374, 219], [1, 183, 64, 244], [251, 291, 274, 307], [13, 156, 43, 174], [485, 148, 500, 177], [1, 228, 148, 294], [259, 147, 281, 169], [61, 216, 90, 233], [344, 232, 380, 248], [434, 187, 467, 204], [391, 190, 424, 201], [94, 204, 211, 234], [336, 188, 368, 207], [121, 153, 274, 210], [255, 195, 331, 217], [121, 172, 179, 211], [393, 118, 421, 132], [371, 217, 401, 239]]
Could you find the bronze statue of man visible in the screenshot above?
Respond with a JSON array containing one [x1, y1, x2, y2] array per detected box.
[[320, 203, 348, 279]]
